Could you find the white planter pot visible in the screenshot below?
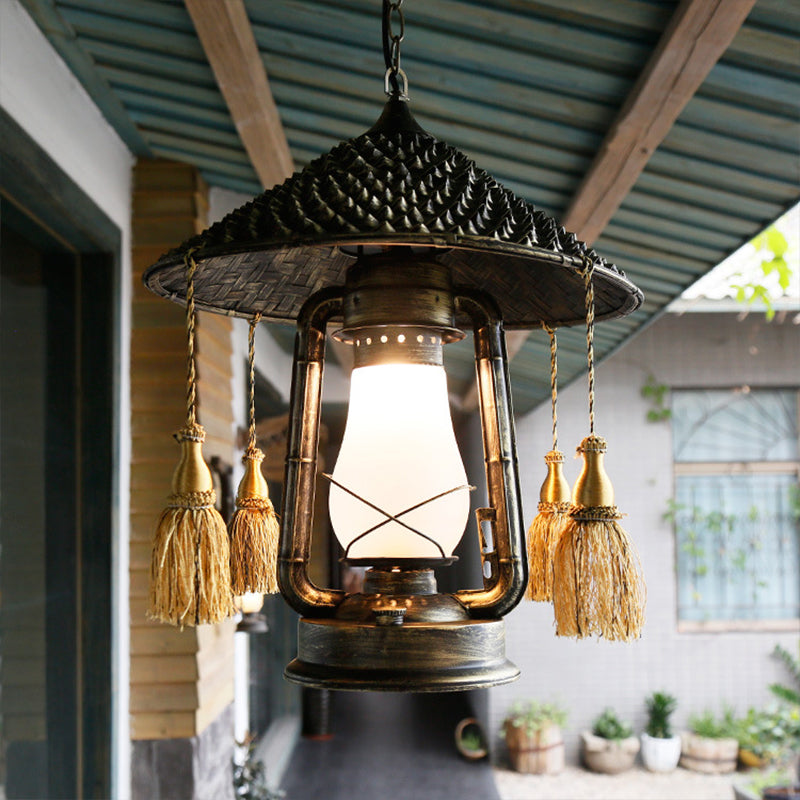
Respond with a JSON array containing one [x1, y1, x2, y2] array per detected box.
[[641, 732, 682, 773]]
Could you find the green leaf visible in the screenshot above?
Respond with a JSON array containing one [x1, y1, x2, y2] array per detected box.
[[766, 226, 788, 257], [774, 256, 791, 290]]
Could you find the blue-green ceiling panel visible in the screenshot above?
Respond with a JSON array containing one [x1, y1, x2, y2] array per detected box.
[[18, 0, 800, 414]]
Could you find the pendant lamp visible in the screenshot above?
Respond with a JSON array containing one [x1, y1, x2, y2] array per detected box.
[[144, 0, 643, 690]]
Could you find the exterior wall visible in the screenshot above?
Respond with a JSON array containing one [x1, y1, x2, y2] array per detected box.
[[0, 2, 134, 794], [489, 311, 800, 760], [129, 161, 236, 745]]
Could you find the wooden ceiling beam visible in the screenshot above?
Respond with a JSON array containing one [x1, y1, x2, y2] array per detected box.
[[184, 0, 293, 189], [562, 0, 757, 245], [462, 0, 756, 411]]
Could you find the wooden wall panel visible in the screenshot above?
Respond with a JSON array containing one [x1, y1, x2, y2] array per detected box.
[[129, 159, 235, 741]]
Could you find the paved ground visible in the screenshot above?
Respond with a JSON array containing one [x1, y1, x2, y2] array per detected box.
[[494, 765, 738, 800], [280, 691, 500, 800]]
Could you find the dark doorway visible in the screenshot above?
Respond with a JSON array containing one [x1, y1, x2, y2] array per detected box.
[[1, 110, 117, 799]]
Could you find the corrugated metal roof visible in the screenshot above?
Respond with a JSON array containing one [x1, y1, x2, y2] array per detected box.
[[20, 0, 800, 412]]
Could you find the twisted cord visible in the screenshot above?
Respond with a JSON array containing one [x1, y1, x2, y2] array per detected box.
[[583, 257, 596, 435], [184, 251, 199, 428], [247, 313, 262, 451], [543, 323, 558, 451]]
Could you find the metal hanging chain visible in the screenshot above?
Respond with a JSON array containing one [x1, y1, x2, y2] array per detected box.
[[382, 0, 408, 98], [246, 313, 262, 452], [583, 257, 596, 435], [184, 250, 199, 431], [543, 323, 558, 451]]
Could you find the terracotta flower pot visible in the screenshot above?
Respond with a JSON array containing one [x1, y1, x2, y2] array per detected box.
[[504, 721, 564, 774], [581, 731, 640, 774], [680, 732, 739, 774]]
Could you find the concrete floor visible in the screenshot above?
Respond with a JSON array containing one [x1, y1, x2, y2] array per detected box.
[[494, 765, 738, 800], [279, 691, 499, 800]]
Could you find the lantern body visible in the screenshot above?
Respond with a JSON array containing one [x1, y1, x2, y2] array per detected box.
[[329, 362, 469, 560]]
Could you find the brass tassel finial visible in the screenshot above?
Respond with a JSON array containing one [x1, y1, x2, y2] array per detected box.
[[229, 315, 280, 595], [149, 252, 234, 627]]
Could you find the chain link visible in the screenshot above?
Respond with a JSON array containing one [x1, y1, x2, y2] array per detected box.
[[383, 0, 408, 98]]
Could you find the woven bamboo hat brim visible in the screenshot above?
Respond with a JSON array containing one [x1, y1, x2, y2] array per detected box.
[[144, 98, 642, 329]]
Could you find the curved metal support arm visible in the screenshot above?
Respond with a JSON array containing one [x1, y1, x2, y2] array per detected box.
[[278, 287, 347, 617], [453, 290, 527, 618]]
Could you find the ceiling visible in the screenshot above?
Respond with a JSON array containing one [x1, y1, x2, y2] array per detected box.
[[21, 0, 800, 413]]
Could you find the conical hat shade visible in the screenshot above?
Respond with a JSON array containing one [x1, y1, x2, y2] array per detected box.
[[144, 98, 641, 328]]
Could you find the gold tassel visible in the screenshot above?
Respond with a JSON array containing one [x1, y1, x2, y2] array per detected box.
[[229, 446, 280, 594], [551, 257, 645, 640], [526, 450, 571, 602], [526, 325, 571, 602], [149, 250, 234, 626], [552, 436, 645, 641], [149, 424, 234, 626], [228, 315, 280, 595]]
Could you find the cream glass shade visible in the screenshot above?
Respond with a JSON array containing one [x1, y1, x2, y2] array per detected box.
[[329, 363, 470, 560]]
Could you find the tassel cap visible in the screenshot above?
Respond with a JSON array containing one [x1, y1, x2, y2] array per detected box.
[[539, 450, 571, 504], [572, 435, 615, 509], [171, 424, 215, 497], [237, 446, 269, 502]]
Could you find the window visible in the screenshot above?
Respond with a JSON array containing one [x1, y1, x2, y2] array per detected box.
[[670, 388, 800, 628]]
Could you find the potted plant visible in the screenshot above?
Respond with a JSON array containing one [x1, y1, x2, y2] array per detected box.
[[502, 700, 568, 774], [680, 708, 740, 774], [641, 691, 681, 772], [581, 707, 640, 774], [454, 717, 488, 761]]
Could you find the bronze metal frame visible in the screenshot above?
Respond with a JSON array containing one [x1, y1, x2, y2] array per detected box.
[[278, 260, 527, 690]]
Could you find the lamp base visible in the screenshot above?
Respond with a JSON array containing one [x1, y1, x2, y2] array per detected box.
[[284, 616, 519, 692]]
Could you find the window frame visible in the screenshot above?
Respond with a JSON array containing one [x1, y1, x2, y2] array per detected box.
[[670, 386, 800, 634]]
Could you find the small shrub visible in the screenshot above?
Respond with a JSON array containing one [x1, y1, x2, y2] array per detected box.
[[502, 700, 568, 738], [645, 692, 677, 739], [736, 704, 800, 764], [688, 707, 738, 739], [592, 708, 634, 741]]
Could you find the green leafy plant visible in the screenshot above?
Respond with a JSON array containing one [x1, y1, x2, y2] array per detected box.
[[459, 729, 484, 753], [688, 707, 738, 739], [502, 700, 568, 738], [730, 224, 793, 321], [641, 375, 671, 422], [735, 704, 800, 763], [592, 708, 634, 741], [233, 738, 285, 800], [645, 692, 677, 739], [744, 766, 798, 798], [769, 642, 800, 706]]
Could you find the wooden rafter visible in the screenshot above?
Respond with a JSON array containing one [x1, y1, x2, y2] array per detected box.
[[462, 0, 756, 410], [562, 0, 758, 244], [184, 0, 293, 189]]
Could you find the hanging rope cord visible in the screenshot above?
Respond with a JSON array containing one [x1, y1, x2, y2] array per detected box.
[[543, 323, 559, 452], [184, 251, 200, 431], [583, 257, 596, 435], [246, 313, 262, 453]]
